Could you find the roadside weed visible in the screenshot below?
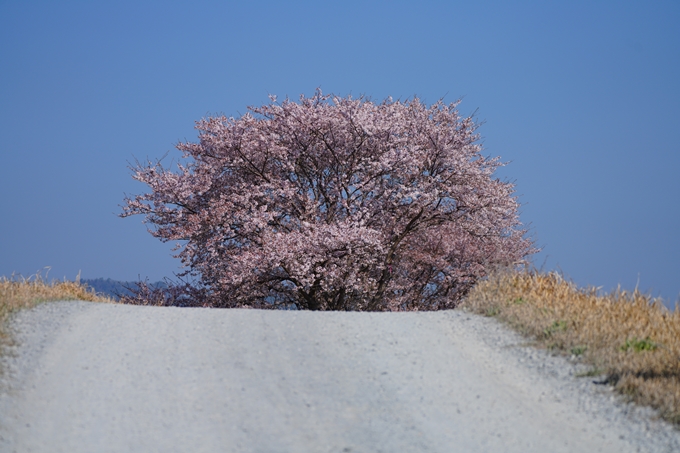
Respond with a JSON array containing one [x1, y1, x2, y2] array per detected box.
[[0, 271, 111, 341], [462, 268, 680, 426], [620, 337, 657, 353]]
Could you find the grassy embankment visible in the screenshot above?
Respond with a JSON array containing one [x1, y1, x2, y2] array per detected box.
[[0, 273, 111, 344], [462, 269, 680, 426]]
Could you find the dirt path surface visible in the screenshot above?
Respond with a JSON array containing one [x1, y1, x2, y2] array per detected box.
[[1, 301, 678, 453]]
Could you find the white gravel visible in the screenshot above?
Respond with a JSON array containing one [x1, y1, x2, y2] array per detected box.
[[0, 301, 679, 452]]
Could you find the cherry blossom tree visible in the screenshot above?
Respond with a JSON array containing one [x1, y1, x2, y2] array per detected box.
[[122, 90, 535, 310]]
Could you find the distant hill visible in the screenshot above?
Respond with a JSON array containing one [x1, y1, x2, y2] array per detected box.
[[79, 278, 167, 300]]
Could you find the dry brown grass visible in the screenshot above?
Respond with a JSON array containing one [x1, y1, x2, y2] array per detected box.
[[0, 272, 112, 342], [462, 268, 680, 425]]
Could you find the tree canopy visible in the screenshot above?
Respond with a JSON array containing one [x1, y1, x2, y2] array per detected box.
[[122, 90, 535, 310]]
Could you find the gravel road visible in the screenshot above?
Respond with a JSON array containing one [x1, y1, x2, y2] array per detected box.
[[0, 301, 678, 452]]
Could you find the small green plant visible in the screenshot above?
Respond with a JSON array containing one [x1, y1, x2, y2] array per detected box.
[[543, 320, 568, 337], [620, 337, 657, 352], [485, 306, 500, 317], [512, 297, 526, 305], [571, 345, 587, 356]]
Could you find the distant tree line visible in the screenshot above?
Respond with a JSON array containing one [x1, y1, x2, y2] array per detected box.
[[79, 278, 167, 300]]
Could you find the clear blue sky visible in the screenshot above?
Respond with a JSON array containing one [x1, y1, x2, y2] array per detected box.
[[1, 1, 679, 306]]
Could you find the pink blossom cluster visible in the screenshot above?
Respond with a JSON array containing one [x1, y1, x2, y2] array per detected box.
[[122, 89, 535, 310]]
